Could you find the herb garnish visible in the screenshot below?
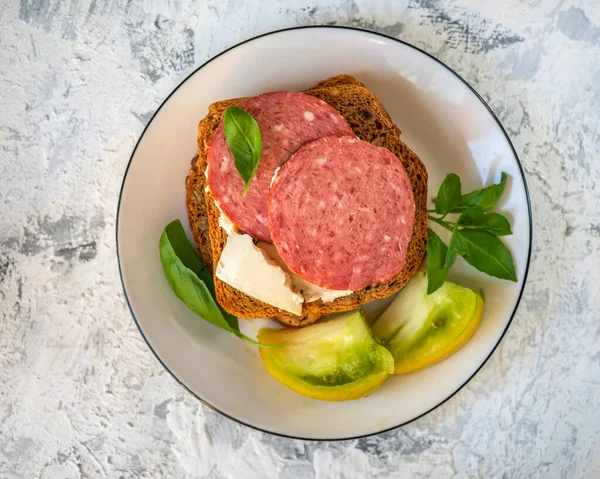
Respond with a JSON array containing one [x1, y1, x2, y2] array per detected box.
[[223, 106, 262, 197], [426, 173, 517, 294], [159, 220, 283, 348]]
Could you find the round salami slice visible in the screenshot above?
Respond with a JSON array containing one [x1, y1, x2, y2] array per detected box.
[[207, 92, 355, 242], [268, 136, 416, 291]]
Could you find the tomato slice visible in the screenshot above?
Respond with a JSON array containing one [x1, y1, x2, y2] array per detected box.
[[371, 270, 484, 374], [258, 309, 394, 401]]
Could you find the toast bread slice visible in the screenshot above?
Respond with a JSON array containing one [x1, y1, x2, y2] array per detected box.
[[186, 75, 427, 327]]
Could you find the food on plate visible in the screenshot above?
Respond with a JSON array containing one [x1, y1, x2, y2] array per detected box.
[[258, 309, 394, 401], [269, 135, 415, 291], [371, 269, 484, 374], [186, 75, 428, 326], [157, 74, 517, 401]]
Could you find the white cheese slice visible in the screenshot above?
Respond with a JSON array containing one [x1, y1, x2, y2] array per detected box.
[[258, 242, 353, 303], [218, 210, 236, 235], [216, 232, 304, 316]]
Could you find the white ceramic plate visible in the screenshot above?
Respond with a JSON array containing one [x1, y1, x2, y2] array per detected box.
[[117, 26, 531, 440]]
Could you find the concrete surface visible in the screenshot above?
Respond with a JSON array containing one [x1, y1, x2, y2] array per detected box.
[[1, 0, 599, 477]]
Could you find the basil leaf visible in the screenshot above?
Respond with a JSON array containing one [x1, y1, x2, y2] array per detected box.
[[457, 207, 512, 236], [456, 172, 508, 211], [426, 228, 449, 294], [163, 220, 217, 296], [444, 223, 460, 269], [435, 173, 462, 216], [453, 229, 517, 282], [223, 106, 262, 197], [160, 231, 234, 329], [162, 220, 239, 331], [160, 221, 283, 348]]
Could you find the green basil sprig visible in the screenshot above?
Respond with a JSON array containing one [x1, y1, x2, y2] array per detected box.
[[159, 220, 283, 348], [426, 173, 517, 294], [223, 106, 262, 197]]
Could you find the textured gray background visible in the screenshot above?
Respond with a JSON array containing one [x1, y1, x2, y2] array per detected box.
[[1, 0, 599, 477]]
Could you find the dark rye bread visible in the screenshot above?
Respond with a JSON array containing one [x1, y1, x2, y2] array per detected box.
[[186, 75, 427, 327]]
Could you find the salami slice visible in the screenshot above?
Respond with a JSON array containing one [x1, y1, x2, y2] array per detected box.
[[268, 136, 416, 291], [207, 92, 355, 242]]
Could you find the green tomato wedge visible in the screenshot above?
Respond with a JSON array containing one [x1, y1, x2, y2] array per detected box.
[[371, 270, 484, 374], [258, 309, 394, 401]]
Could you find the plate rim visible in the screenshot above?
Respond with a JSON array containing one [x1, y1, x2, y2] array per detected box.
[[116, 25, 533, 441]]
